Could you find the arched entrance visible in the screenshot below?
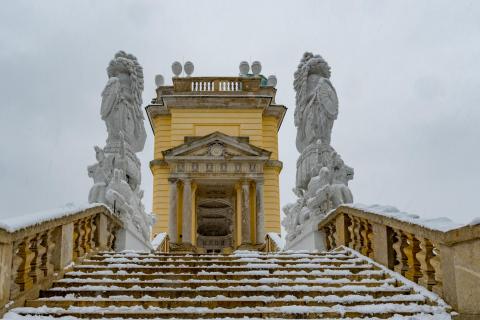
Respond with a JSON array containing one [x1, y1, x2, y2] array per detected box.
[[196, 196, 234, 253]]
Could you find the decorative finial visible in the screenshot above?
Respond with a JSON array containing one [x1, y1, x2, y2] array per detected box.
[[251, 61, 262, 76], [267, 75, 277, 87], [239, 61, 250, 76], [155, 74, 164, 87], [184, 61, 194, 77], [171, 61, 182, 77]]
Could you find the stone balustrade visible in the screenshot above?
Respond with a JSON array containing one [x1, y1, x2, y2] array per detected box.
[[318, 205, 480, 318], [263, 233, 282, 253], [0, 205, 122, 315], [152, 233, 169, 253], [172, 77, 262, 93]]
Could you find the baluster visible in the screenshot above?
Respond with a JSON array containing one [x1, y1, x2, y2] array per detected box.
[[106, 221, 115, 250], [89, 215, 97, 250], [328, 224, 337, 249], [9, 240, 24, 298], [191, 81, 194, 91], [324, 225, 332, 250], [40, 230, 55, 278], [81, 218, 89, 255], [83, 217, 91, 253], [346, 214, 355, 248], [392, 229, 409, 276], [352, 217, 362, 252], [430, 244, 443, 296], [417, 237, 436, 290], [29, 233, 44, 284], [14, 237, 34, 292], [404, 232, 422, 282], [360, 219, 373, 258], [73, 220, 85, 260]]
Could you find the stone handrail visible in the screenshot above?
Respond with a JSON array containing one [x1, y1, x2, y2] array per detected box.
[[264, 233, 283, 253], [172, 77, 262, 93], [151, 233, 169, 253], [318, 205, 480, 317], [0, 205, 122, 315]]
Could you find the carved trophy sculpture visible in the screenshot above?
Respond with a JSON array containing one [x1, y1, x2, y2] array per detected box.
[[282, 52, 354, 249], [87, 51, 153, 249]]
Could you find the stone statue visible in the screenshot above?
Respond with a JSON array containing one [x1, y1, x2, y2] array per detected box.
[[294, 52, 338, 152], [101, 51, 146, 153], [282, 52, 354, 250], [87, 51, 152, 249]]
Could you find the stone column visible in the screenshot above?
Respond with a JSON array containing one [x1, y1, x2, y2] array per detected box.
[[255, 179, 265, 244], [182, 178, 192, 244], [241, 180, 251, 244], [168, 178, 178, 243], [235, 183, 242, 247]]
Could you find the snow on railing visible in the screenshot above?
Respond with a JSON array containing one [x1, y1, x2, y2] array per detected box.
[[318, 204, 480, 317], [0, 204, 122, 315], [264, 232, 284, 252], [151, 232, 169, 253]]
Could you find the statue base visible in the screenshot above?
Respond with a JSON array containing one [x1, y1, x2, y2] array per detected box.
[[284, 215, 327, 251]]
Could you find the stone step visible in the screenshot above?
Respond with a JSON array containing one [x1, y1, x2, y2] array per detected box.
[[7, 248, 451, 319], [88, 254, 356, 262], [51, 279, 397, 289], [40, 287, 414, 299], [62, 271, 388, 281], [12, 305, 444, 319], [95, 251, 351, 258], [70, 265, 375, 274], [26, 294, 428, 309], [79, 259, 365, 267]]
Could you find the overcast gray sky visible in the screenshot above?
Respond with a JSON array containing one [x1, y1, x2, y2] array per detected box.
[[1, 0, 479, 225]]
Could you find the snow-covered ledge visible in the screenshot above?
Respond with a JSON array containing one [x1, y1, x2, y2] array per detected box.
[[264, 232, 285, 252], [318, 204, 480, 319], [151, 232, 169, 252], [0, 204, 122, 316]]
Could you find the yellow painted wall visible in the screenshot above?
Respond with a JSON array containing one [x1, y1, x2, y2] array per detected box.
[[262, 116, 279, 160], [263, 166, 281, 233], [152, 165, 169, 235], [151, 108, 282, 237]]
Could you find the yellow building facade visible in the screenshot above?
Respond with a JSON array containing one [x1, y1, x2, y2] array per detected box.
[[146, 76, 286, 252]]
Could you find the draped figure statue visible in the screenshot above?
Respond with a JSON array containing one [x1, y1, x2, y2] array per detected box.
[[101, 51, 147, 153], [294, 52, 338, 152]]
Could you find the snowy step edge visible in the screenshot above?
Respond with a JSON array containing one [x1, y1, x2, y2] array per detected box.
[[54, 278, 396, 285], [63, 269, 386, 277], [43, 283, 412, 292], [34, 292, 427, 303], [71, 263, 375, 270], [8, 303, 451, 316]]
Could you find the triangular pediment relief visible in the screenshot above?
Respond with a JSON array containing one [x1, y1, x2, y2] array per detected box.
[[163, 131, 271, 160]]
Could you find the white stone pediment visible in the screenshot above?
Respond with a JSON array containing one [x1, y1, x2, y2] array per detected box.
[[163, 131, 271, 161]]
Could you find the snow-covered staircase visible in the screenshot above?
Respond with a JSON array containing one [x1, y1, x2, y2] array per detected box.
[[7, 247, 451, 319]]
